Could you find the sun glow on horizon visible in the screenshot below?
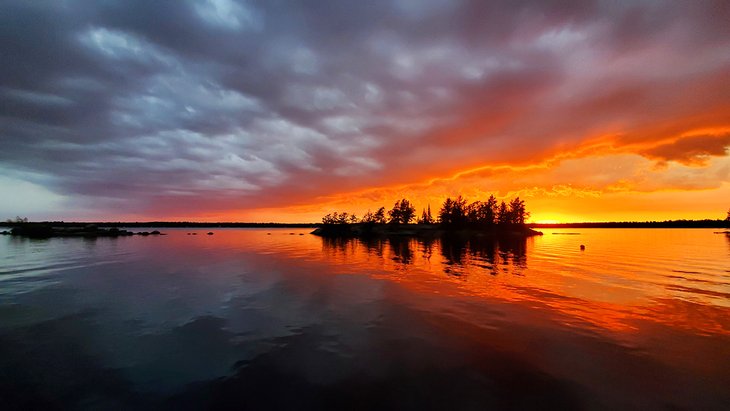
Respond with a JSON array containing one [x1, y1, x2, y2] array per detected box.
[[533, 219, 562, 225]]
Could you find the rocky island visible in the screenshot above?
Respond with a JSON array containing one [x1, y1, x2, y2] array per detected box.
[[1, 223, 164, 238]]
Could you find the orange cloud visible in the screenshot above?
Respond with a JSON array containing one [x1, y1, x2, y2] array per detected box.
[[230, 150, 730, 223]]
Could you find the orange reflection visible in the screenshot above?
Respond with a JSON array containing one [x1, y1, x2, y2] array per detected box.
[[166, 228, 730, 339]]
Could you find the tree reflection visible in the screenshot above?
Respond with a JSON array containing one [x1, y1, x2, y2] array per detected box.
[[387, 237, 414, 265], [357, 237, 385, 258], [319, 234, 528, 277], [420, 236, 435, 262], [437, 236, 528, 276], [321, 236, 354, 258]]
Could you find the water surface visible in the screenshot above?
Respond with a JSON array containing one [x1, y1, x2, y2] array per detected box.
[[1, 228, 729, 409]]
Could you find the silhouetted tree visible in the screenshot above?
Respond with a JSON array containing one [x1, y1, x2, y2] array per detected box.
[[438, 198, 453, 224], [466, 200, 496, 225], [322, 211, 355, 225], [496, 201, 509, 225], [388, 199, 416, 224], [373, 207, 387, 224], [6, 216, 28, 224], [466, 201, 481, 223], [726, 208, 730, 221], [485, 195, 498, 224], [336, 212, 348, 224], [322, 212, 337, 224], [438, 196, 468, 225], [361, 210, 375, 223], [508, 197, 529, 224], [418, 205, 434, 224], [320, 195, 531, 229]]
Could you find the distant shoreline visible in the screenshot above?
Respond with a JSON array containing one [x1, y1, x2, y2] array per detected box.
[[529, 220, 728, 229], [0, 222, 318, 229]]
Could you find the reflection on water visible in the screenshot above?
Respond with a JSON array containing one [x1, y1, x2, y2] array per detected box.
[[323, 234, 528, 277], [0, 228, 729, 409]]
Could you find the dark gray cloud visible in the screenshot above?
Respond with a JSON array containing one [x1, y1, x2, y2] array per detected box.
[[1, 0, 729, 219], [640, 133, 730, 167]]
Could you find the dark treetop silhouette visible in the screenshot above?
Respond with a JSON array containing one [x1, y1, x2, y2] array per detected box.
[[313, 195, 541, 238]]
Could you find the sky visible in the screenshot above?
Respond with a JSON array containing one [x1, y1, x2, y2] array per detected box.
[[1, 0, 729, 223]]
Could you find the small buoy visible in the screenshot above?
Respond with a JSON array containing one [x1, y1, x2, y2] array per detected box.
[[580, 244, 585, 250], [207, 232, 214, 235]]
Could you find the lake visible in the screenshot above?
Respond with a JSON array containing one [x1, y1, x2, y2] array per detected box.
[[1, 228, 728, 410]]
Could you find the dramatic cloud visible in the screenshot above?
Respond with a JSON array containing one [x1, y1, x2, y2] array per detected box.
[[639, 132, 730, 167], [1, 0, 729, 221]]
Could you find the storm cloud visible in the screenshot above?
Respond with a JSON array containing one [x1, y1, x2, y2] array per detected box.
[[1, 0, 729, 220]]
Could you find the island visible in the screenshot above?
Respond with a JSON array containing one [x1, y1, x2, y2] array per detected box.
[[311, 223, 542, 238], [0, 223, 164, 238], [311, 196, 543, 238]]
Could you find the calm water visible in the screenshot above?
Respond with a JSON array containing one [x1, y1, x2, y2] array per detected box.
[[1, 228, 728, 410]]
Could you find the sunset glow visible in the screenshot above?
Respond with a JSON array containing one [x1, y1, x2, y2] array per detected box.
[[1, 1, 729, 222]]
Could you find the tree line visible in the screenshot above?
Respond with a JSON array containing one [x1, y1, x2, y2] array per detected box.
[[322, 195, 530, 226], [5, 216, 29, 224]]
